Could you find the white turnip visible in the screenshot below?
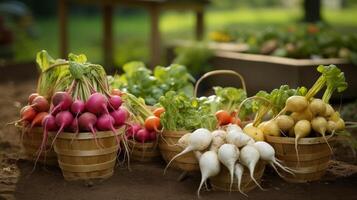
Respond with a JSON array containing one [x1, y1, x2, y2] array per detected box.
[[197, 151, 220, 197], [218, 144, 239, 191], [226, 124, 253, 147], [239, 145, 264, 190], [234, 163, 246, 196]]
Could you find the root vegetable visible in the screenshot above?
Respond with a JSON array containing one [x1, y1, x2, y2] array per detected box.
[[262, 120, 281, 137], [209, 130, 226, 151], [215, 110, 233, 126], [31, 112, 48, 128], [51, 92, 73, 112], [134, 129, 150, 143], [226, 124, 252, 147], [276, 115, 294, 132], [28, 93, 39, 104], [178, 133, 190, 148], [284, 96, 308, 112], [126, 124, 141, 139], [153, 107, 165, 118], [144, 116, 161, 132], [294, 120, 311, 164], [243, 123, 264, 141], [197, 151, 220, 197], [311, 117, 332, 153], [324, 104, 334, 117], [335, 118, 345, 131], [110, 108, 127, 127], [78, 112, 100, 147], [85, 93, 109, 115], [330, 112, 341, 122], [309, 99, 326, 116], [164, 128, 212, 173], [20, 106, 37, 122], [32, 96, 50, 112], [71, 100, 85, 115], [253, 141, 294, 177], [327, 120, 337, 133], [109, 95, 122, 110], [218, 144, 240, 191], [291, 108, 313, 122], [239, 145, 264, 190], [234, 163, 246, 196]]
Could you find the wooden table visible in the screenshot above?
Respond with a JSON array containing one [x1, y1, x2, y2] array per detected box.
[[58, 0, 209, 68]]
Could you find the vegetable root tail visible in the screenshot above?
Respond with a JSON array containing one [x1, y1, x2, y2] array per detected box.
[[295, 137, 300, 166], [197, 177, 205, 198], [164, 147, 192, 175], [272, 160, 295, 175], [250, 171, 265, 191], [237, 178, 248, 197]]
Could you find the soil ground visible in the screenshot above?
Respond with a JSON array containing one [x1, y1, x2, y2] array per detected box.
[[1, 80, 357, 200]]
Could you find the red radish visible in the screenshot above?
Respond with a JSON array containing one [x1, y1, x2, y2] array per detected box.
[[28, 93, 39, 104], [71, 100, 85, 115], [110, 108, 127, 127], [34, 114, 57, 167], [85, 93, 109, 115], [69, 117, 79, 133], [144, 116, 161, 132], [96, 114, 121, 144], [126, 124, 141, 139], [149, 131, 157, 141], [50, 111, 74, 147], [31, 112, 48, 128], [78, 112, 101, 147], [215, 110, 233, 126], [31, 96, 50, 112], [51, 92, 73, 112], [109, 95, 122, 110], [153, 107, 165, 118], [20, 106, 37, 122], [134, 129, 150, 143]]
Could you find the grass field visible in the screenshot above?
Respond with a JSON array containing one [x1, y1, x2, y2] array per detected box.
[[19, 7, 357, 66]]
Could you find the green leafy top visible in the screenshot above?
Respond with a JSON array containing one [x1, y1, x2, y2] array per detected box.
[[111, 62, 195, 106]]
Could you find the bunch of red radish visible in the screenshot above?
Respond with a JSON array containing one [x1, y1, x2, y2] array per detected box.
[[19, 93, 51, 128], [125, 107, 164, 143], [215, 110, 242, 127]]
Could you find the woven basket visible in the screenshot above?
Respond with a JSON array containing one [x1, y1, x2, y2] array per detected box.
[[128, 140, 161, 162], [266, 135, 334, 183], [21, 127, 57, 165], [53, 129, 122, 181], [159, 130, 199, 171]]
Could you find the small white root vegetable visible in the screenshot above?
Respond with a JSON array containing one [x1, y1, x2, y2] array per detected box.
[[311, 117, 332, 153], [243, 123, 265, 141], [197, 151, 221, 197], [309, 99, 326, 116], [336, 118, 345, 131], [226, 124, 253, 147], [226, 124, 243, 133], [164, 128, 212, 174], [234, 163, 247, 196], [294, 120, 311, 164], [218, 144, 240, 191], [239, 145, 265, 190], [324, 104, 335, 117], [327, 120, 337, 133], [285, 96, 309, 112], [178, 133, 191, 148], [291, 108, 313, 122], [276, 115, 294, 132], [209, 130, 227, 152], [253, 141, 295, 176]]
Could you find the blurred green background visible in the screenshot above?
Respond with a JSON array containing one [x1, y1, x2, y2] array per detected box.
[[2, 0, 357, 66]]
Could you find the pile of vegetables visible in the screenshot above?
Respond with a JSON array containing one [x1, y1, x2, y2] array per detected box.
[[209, 24, 357, 64], [165, 125, 292, 197], [111, 62, 195, 106], [256, 65, 347, 161]]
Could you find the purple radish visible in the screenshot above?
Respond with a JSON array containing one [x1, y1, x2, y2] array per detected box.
[[134, 128, 150, 143], [96, 114, 120, 144], [149, 131, 157, 141], [34, 114, 57, 167], [126, 124, 141, 139], [51, 92, 73, 113], [78, 112, 101, 147], [85, 93, 109, 115], [51, 111, 74, 147], [110, 108, 127, 127], [108, 95, 122, 110], [69, 117, 79, 133], [71, 100, 85, 115]]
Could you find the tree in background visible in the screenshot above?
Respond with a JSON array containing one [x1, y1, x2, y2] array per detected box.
[[303, 0, 322, 23]]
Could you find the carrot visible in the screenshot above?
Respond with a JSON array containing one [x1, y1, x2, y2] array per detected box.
[[20, 106, 37, 122], [31, 112, 48, 128], [153, 107, 165, 118], [215, 110, 233, 126], [28, 93, 39, 104], [144, 116, 161, 132]]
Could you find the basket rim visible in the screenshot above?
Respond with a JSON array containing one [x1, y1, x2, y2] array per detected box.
[[51, 127, 124, 140], [265, 135, 335, 145]]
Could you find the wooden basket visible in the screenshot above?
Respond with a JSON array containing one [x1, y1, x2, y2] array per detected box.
[[53, 129, 122, 181], [265, 135, 334, 183], [210, 161, 266, 192], [21, 127, 57, 166], [128, 140, 161, 162], [159, 130, 199, 171]]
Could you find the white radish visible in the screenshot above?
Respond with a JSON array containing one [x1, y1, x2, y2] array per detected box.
[[284, 96, 308, 113], [309, 99, 326, 116], [209, 130, 227, 152], [239, 145, 264, 190], [218, 144, 240, 191], [177, 133, 190, 148], [164, 128, 212, 173], [234, 163, 247, 196], [226, 124, 243, 133], [294, 120, 311, 164], [253, 141, 295, 176], [262, 120, 281, 137], [197, 151, 220, 197], [226, 124, 253, 147]]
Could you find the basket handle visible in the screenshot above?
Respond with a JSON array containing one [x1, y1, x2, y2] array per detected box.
[[194, 70, 247, 97]]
